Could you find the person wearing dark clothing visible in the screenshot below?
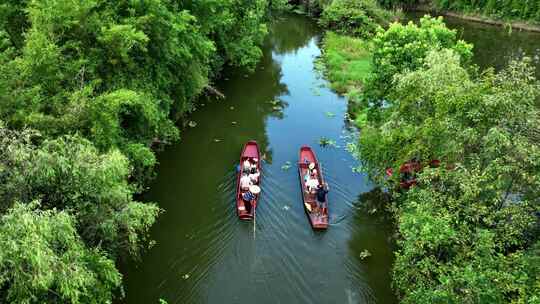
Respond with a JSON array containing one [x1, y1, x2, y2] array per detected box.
[[315, 183, 329, 215], [316, 184, 329, 203], [242, 191, 255, 213]]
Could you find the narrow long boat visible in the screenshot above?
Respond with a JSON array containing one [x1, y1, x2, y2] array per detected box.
[[236, 140, 261, 220], [298, 146, 328, 229]]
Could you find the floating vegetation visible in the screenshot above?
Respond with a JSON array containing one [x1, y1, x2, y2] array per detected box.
[[359, 250, 372, 260], [319, 137, 337, 148], [230, 106, 235, 110], [313, 57, 325, 73], [182, 274, 190, 280], [281, 161, 292, 171], [231, 121, 237, 125], [282, 205, 290, 211], [325, 111, 336, 118], [346, 142, 358, 154], [187, 121, 197, 128], [268, 98, 281, 106], [213, 138, 222, 143]]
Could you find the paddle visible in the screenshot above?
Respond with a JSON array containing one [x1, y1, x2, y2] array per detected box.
[[249, 185, 261, 240]]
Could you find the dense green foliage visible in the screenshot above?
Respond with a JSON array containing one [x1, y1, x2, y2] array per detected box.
[[365, 16, 473, 100], [291, 0, 392, 37], [0, 202, 121, 304], [322, 14, 540, 303], [378, 0, 540, 23], [0, 0, 274, 302], [383, 52, 540, 302], [0, 0, 271, 182], [319, 0, 392, 37], [0, 125, 160, 302], [433, 0, 540, 23]]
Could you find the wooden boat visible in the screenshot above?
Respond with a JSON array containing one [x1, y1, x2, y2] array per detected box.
[[386, 159, 441, 189], [236, 140, 261, 220], [298, 146, 328, 230]]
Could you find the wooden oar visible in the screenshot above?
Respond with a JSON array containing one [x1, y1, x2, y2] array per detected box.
[[253, 203, 256, 239]]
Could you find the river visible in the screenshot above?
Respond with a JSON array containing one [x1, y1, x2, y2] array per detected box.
[[120, 12, 540, 304]]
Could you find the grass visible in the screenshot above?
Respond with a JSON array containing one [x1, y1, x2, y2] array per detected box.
[[321, 31, 373, 94]]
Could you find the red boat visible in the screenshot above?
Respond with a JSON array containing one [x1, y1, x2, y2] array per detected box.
[[236, 140, 261, 220], [386, 159, 441, 189], [298, 146, 328, 230]]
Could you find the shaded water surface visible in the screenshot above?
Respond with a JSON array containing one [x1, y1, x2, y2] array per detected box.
[[121, 14, 396, 304]]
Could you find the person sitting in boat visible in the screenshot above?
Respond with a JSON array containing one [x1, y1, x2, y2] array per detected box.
[[242, 185, 259, 214], [243, 159, 251, 173], [250, 158, 258, 171], [305, 177, 319, 193], [308, 162, 316, 175], [240, 173, 252, 191], [249, 167, 260, 184]]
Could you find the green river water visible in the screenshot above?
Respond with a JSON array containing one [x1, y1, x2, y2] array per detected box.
[[120, 13, 540, 304]]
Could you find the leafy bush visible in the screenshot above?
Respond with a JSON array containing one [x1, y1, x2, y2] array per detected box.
[[433, 0, 540, 23], [357, 46, 540, 303], [0, 0, 271, 178], [333, 11, 540, 302], [319, 0, 392, 37], [0, 202, 122, 304], [0, 129, 161, 257], [365, 15, 473, 101]]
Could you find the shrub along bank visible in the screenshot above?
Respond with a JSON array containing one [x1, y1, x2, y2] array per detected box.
[[321, 12, 540, 303], [0, 1, 278, 303], [379, 0, 540, 25]]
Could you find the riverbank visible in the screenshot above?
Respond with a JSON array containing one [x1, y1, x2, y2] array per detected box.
[[320, 32, 372, 95], [413, 5, 540, 33], [320, 13, 540, 304]]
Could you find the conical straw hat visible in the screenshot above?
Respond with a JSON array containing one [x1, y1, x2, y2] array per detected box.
[[249, 185, 261, 194]]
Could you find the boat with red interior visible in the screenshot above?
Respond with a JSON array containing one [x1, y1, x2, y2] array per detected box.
[[236, 140, 261, 220], [298, 146, 328, 230]]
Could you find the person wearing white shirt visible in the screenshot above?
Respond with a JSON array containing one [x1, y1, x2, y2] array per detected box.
[[249, 169, 260, 184], [240, 174, 252, 190], [243, 159, 251, 173], [305, 178, 319, 193]]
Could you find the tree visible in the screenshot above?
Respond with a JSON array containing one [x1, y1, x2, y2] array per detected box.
[[351, 16, 540, 303], [319, 0, 392, 38], [0, 202, 121, 304], [364, 16, 473, 101], [0, 126, 161, 258]]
